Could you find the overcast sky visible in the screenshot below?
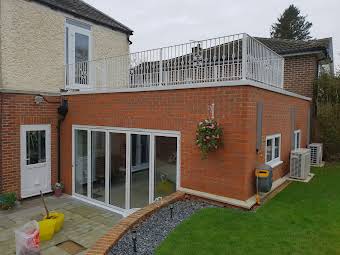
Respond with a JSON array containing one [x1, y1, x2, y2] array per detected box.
[[84, 0, 339, 69]]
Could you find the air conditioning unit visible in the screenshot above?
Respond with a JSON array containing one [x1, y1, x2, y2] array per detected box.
[[290, 148, 311, 180], [309, 143, 323, 166]]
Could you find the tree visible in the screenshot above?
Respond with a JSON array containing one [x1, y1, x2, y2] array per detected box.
[[271, 5, 312, 40]]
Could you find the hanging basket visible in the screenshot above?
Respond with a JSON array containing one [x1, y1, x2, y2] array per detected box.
[[195, 119, 223, 159]]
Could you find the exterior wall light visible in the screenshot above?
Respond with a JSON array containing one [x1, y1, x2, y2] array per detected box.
[[34, 95, 45, 105]]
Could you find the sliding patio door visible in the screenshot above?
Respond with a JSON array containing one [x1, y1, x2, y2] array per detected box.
[[154, 136, 177, 199], [73, 127, 179, 213], [74, 130, 88, 197], [130, 134, 150, 208], [91, 131, 106, 202], [109, 132, 127, 209]]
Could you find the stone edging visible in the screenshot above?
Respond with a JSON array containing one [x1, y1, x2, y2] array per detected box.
[[86, 191, 186, 255]]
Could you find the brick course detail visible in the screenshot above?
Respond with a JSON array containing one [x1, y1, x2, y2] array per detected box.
[[0, 93, 59, 197], [61, 85, 310, 201]]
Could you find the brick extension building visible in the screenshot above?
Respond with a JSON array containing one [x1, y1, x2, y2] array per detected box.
[[0, 0, 334, 216]]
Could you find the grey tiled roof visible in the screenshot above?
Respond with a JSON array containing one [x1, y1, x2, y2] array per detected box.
[[32, 0, 133, 35], [256, 37, 331, 56]]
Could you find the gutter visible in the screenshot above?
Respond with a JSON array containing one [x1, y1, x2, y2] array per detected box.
[[281, 50, 328, 60]]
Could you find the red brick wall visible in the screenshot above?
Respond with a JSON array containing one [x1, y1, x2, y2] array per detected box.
[[61, 86, 310, 201], [245, 88, 310, 198], [0, 93, 59, 198], [283, 55, 318, 98]]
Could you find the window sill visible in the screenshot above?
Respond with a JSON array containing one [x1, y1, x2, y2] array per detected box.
[[266, 160, 283, 169]]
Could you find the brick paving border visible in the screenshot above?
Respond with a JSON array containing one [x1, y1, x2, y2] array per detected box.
[[86, 191, 185, 255]]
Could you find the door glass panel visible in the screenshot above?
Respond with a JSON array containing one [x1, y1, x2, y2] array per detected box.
[[91, 131, 106, 202], [75, 130, 88, 196], [109, 133, 126, 208], [75, 33, 89, 84], [154, 137, 177, 199], [75, 33, 89, 63], [26, 130, 46, 165], [130, 134, 150, 208]]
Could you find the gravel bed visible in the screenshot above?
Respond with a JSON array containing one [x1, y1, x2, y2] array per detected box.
[[109, 200, 216, 255]]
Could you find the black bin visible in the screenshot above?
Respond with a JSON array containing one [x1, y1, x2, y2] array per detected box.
[[255, 164, 273, 193]]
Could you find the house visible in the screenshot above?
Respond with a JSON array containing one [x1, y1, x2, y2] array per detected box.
[[0, 0, 132, 198], [0, 0, 334, 215], [257, 37, 334, 98]]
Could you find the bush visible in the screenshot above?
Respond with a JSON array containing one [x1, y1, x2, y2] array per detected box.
[[0, 192, 17, 210], [314, 74, 340, 161]]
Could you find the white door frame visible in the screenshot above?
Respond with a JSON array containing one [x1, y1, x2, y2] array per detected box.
[[72, 125, 181, 215], [66, 22, 92, 89], [20, 124, 51, 198]]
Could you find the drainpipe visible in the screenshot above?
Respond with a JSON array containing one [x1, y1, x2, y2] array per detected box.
[[57, 119, 62, 182], [38, 95, 68, 183], [0, 93, 3, 193], [57, 99, 68, 183]]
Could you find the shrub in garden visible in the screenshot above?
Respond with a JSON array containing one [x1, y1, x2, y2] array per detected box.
[[314, 73, 340, 160], [0, 192, 17, 210]]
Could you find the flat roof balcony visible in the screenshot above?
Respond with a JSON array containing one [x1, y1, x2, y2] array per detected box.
[[64, 33, 284, 92]]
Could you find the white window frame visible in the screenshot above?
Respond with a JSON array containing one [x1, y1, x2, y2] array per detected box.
[[293, 129, 301, 150], [265, 133, 282, 167], [72, 125, 181, 216]]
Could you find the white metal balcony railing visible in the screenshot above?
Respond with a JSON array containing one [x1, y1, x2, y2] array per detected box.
[[65, 33, 284, 91]]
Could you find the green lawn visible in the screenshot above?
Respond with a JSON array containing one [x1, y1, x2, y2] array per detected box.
[[156, 164, 340, 255]]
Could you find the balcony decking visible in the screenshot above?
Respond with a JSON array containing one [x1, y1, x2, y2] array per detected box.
[[65, 33, 284, 92]]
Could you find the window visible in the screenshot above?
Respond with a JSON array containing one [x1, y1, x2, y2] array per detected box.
[[293, 130, 301, 150], [26, 130, 46, 165], [65, 19, 92, 86], [265, 134, 281, 166]]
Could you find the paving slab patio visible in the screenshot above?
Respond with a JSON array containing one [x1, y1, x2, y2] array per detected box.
[[0, 194, 122, 255]]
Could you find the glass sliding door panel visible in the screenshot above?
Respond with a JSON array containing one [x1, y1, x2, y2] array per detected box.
[[109, 133, 126, 208], [75, 130, 88, 196], [130, 134, 150, 208], [91, 131, 106, 202], [131, 134, 149, 171], [154, 136, 177, 199]]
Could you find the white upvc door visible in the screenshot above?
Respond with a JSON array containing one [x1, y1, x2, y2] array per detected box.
[[66, 23, 92, 89], [20, 125, 51, 198], [72, 126, 180, 215]]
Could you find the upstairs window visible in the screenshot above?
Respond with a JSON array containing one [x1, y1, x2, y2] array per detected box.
[[266, 134, 281, 166], [293, 130, 301, 150], [65, 19, 92, 86]]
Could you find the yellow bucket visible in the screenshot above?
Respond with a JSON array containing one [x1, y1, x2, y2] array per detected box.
[[38, 219, 56, 241], [44, 212, 64, 233]]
